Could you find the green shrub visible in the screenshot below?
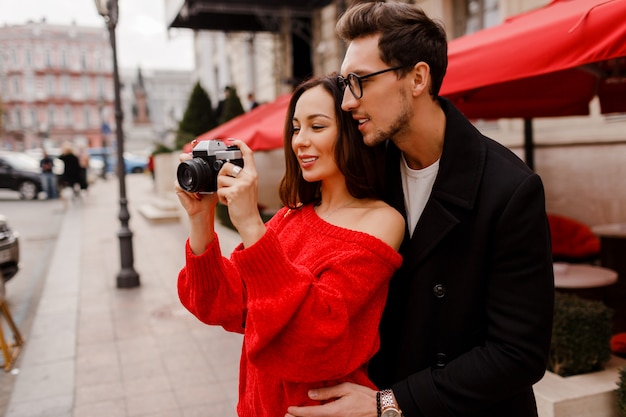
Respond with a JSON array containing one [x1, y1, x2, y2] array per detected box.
[[151, 143, 172, 155], [548, 292, 613, 377], [175, 82, 217, 149], [218, 86, 245, 125], [618, 366, 626, 416]]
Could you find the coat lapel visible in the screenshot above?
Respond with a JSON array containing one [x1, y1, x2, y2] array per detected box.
[[386, 98, 487, 270]]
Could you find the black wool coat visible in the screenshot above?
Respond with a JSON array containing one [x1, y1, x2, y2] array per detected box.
[[369, 98, 555, 417]]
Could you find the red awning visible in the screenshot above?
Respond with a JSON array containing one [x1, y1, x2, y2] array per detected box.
[[192, 93, 291, 152], [440, 0, 626, 119]]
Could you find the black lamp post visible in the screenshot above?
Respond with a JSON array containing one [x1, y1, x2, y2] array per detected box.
[[95, 0, 140, 288]]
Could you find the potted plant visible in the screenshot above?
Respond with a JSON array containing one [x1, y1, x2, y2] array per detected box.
[[618, 366, 626, 417], [548, 292, 613, 376], [534, 292, 625, 417]]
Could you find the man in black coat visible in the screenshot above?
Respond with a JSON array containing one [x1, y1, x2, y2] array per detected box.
[[58, 143, 82, 197], [287, 3, 554, 417]]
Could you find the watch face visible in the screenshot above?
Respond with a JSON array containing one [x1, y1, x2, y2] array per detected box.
[[382, 409, 401, 417]]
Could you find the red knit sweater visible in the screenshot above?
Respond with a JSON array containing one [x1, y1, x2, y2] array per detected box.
[[178, 204, 402, 417]]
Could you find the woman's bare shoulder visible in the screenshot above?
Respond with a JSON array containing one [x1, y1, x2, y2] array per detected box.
[[353, 200, 405, 250]]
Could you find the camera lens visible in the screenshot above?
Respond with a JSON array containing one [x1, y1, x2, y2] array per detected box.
[[177, 158, 215, 193]]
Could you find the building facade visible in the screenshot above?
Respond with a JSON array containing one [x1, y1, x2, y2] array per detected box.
[[120, 67, 195, 153], [0, 19, 197, 156], [0, 20, 114, 151], [194, 31, 283, 110]]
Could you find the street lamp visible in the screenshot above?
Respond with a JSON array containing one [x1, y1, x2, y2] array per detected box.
[[95, 0, 140, 288]]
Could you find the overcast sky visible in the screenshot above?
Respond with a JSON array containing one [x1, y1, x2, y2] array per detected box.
[[0, 0, 195, 71]]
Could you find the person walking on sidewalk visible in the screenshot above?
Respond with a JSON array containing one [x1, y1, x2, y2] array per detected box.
[[39, 150, 58, 199], [175, 75, 405, 417], [287, 3, 554, 417], [58, 142, 82, 201], [77, 146, 90, 193]]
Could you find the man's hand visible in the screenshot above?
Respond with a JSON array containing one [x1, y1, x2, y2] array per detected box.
[[286, 383, 377, 417]]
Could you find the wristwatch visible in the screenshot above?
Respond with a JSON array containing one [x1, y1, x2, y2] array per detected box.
[[379, 389, 403, 417]]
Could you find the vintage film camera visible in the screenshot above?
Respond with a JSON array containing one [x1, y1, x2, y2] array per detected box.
[[177, 140, 244, 193]]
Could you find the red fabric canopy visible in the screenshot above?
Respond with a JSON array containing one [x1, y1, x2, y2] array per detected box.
[[193, 93, 291, 152], [440, 0, 626, 119]]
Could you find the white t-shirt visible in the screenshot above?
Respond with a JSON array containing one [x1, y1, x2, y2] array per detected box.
[[401, 154, 440, 238]]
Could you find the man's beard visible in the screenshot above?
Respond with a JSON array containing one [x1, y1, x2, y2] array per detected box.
[[367, 90, 411, 147]]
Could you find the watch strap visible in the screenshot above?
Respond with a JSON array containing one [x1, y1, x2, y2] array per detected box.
[[380, 389, 402, 415]]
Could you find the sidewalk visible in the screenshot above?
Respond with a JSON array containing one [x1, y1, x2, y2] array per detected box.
[[5, 174, 244, 417]]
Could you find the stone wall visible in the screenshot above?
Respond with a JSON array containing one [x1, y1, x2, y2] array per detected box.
[[535, 143, 626, 227]]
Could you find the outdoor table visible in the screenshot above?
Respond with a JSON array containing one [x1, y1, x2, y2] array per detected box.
[[591, 222, 626, 275], [591, 222, 626, 332], [553, 262, 618, 289]]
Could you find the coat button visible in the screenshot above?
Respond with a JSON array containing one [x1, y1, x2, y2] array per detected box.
[[433, 284, 446, 298], [434, 353, 447, 367]]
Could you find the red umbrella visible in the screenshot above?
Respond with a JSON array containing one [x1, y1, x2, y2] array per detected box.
[[192, 93, 291, 152], [440, 0, 626, 119]]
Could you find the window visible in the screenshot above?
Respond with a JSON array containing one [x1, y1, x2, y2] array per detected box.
[[30, 109, 38, 128], [98, 76, 105, 97], [84, 105, 91, 127], [82, 76, 90, 97], [62, 75, 70, 96], [47, 75, 55, 95], [454, 0, 500, 37], [64, 104, 72, 126], [25, 75, 34, 98], [12, 77, 20, 95], [48, 104, 55, 127]]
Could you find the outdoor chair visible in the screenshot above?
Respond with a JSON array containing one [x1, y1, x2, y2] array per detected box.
[[548, 213, 601, 264]]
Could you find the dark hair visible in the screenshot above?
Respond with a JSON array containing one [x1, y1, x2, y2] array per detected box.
[[336, 2, 448, 97], [279, 74, 386, 209]]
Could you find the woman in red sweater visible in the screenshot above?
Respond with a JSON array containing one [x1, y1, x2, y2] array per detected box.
[[176, 75, 405, 416]]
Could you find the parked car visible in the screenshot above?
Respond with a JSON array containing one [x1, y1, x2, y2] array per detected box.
[[123, 152, 149, 174], [87, 148, 148, 175], [0, 214, 20, 282], [0, 151, 43, 200]]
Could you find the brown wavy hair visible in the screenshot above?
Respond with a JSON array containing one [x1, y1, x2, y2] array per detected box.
[[279, 74, 386, 209]]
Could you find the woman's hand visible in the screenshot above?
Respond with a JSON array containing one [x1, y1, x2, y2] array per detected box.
[[175, 151, 220, 216], [175, 149, 219, 255], [217, 139, 266, 247]]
